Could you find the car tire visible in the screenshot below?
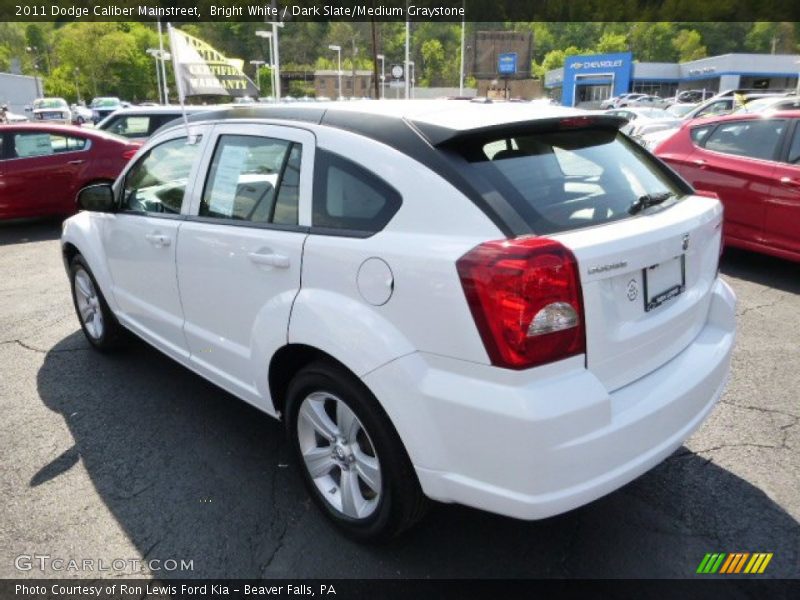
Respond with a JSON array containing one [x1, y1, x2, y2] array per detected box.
[[69, 254, 125, 351], [286, 360, 428, 541]]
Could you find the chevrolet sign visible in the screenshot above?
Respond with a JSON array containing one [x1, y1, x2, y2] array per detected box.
[[570, 60, 624, 70]]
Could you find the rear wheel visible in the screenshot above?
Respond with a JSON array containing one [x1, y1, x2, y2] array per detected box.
[[69, 255, 124, 351], [286, 361, 428, 541]]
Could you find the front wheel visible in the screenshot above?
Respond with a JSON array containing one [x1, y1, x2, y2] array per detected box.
[[286, 361, 428, 541], [69, 255, 125, 351]]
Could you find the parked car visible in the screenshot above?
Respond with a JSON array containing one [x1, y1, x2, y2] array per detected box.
[[600, 93, 645, 109], [90, 97, 123, 123], [627, 95, 669, 109], [605, 107, 679, 137], [615, 93, 648, 107], [641, 92, 786, 142], [70, 103, 93, 125], [0, 124, 140, 220], [666, 103, 699, 118], [29, 97, 71, 125], [654, 110, 800, 262], [734, 95, 800, 114], [96, 106, 211, 142], [673, 90, 715, 104], [62, 101, 735, 540]]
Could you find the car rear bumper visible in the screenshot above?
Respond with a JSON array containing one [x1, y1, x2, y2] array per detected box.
[[363, 277, 736, 520]]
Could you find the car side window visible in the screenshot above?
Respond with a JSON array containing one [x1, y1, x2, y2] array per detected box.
[[312, 150, 401, 233], [703, 119, 785, 161], [108, 115, 150, 138], [122, 137, 200, 214], [786, 126, 800, 165], [690, 125, 714, 146], [200, 134, 299, 224], [12, 133, 86, 158]]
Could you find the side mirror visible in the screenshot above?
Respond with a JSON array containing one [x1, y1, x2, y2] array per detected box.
[[77, 183, 115, 212], [24, 105, 32, 112]]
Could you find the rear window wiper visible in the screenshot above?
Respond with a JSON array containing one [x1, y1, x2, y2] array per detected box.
[[628, 191, 675, 215]]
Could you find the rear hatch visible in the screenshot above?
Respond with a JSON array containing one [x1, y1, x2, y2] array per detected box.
[[438, 115, 723, 391]]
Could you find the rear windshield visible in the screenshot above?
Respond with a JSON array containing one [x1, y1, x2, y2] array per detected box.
[[454, 128, 686, 234]]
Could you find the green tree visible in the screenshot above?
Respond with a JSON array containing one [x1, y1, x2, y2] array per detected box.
[[419, 39, 446, 86], [629, 22, 678, 61], [673, 29, 707, 62], [595, 31, 629, 54]]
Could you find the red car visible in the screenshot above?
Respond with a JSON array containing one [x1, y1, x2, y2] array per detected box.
[[0, 124, 140, 220], [655, 111, 800, 262]]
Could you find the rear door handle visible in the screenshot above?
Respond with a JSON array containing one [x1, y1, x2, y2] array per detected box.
[[145, 233, 171, 247], [67, 159, 85, 165], [248, 251, 290, 268], [692, 159, 707, 167], [779, 176, 800, 188]]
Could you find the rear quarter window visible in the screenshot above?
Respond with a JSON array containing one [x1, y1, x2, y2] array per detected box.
[[312, 150, 401, 235]]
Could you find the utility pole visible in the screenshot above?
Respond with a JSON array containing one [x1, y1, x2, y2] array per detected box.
[[351, 38, 358, 98], [371, 16, 380, 99], [405, 17, 410, 99]]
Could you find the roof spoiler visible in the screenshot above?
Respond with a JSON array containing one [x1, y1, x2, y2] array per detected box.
[[414, 115, 629, 146]]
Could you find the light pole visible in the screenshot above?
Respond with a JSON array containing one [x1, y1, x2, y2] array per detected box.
[[329, 44, 342, 100], [249, 60, 265, 97], [157, 19, 169, 104], [376, 53, 385, 99], [146, 48, 162, 103], [256, 30, 275, 99], [73, 67, 81, 103], [405, 20, 410, 99], [26, 47, 41, 97], [459, 5, 465, 95]]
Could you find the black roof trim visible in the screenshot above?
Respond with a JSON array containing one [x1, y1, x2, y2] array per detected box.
[[415, 115, 628, 147]]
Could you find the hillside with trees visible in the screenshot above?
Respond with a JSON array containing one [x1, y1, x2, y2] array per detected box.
[[1, 21, 798, 102]]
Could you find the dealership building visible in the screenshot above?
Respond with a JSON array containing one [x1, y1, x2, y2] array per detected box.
[[545, 52, 800, 106]]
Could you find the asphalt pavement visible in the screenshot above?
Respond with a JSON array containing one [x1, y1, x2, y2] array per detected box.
[[0, 219, 798, 580]]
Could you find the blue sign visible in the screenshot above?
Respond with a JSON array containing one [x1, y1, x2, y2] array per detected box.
[[498, 53, 517, 76], [561, 52, 633, 107]]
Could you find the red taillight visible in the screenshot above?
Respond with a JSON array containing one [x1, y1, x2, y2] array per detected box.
[[457, 237, 586, 369]]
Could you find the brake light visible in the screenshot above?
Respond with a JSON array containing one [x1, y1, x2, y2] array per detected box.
[[457, 237, 585, 369], [122, 147, 139, 161]]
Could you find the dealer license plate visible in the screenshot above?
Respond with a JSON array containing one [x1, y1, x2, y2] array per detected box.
[[643, 255, 685, 312]]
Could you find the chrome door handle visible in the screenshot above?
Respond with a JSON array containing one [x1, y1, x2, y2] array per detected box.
[[145, 233, 171, 247], [67, 159, 85, 165], [692, 159, 707, 166], [248, 251, 290, 268]]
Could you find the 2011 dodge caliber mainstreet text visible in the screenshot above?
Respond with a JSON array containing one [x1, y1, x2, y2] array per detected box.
[[61, 101, 736, 540]]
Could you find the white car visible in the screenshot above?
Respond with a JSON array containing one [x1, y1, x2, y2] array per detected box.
[[62, 101, 736, 540], [605, 107, 680, 138], [30, 97, 71, 124]]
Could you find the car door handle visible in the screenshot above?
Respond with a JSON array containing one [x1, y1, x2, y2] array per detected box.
[[144, 233, 171, 247], [779, 176, 800, 188], [248, 251, 290, 268], [67, 159, 85, 165], [692, 159, 707, 167]]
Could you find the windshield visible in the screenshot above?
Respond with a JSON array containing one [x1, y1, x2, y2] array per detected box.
[[34, 99, 67, 109], [453, 129, 686, 234], [92, 98, 120, 108]]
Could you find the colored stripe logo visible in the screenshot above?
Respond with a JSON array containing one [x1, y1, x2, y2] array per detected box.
[[696, 552, 773, 574]]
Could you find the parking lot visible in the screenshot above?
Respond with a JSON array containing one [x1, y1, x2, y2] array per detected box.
[[0, 218, 798, 579]]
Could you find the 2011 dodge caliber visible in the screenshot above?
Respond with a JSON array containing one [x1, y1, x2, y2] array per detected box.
[[62, 101, 736, 540]]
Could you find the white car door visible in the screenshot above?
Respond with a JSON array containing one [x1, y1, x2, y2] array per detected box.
[[176, 123, 314, 410], [102, 130, 206, 359]]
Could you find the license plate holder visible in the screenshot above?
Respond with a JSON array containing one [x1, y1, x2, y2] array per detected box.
[[643, 255, 685, 312]]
